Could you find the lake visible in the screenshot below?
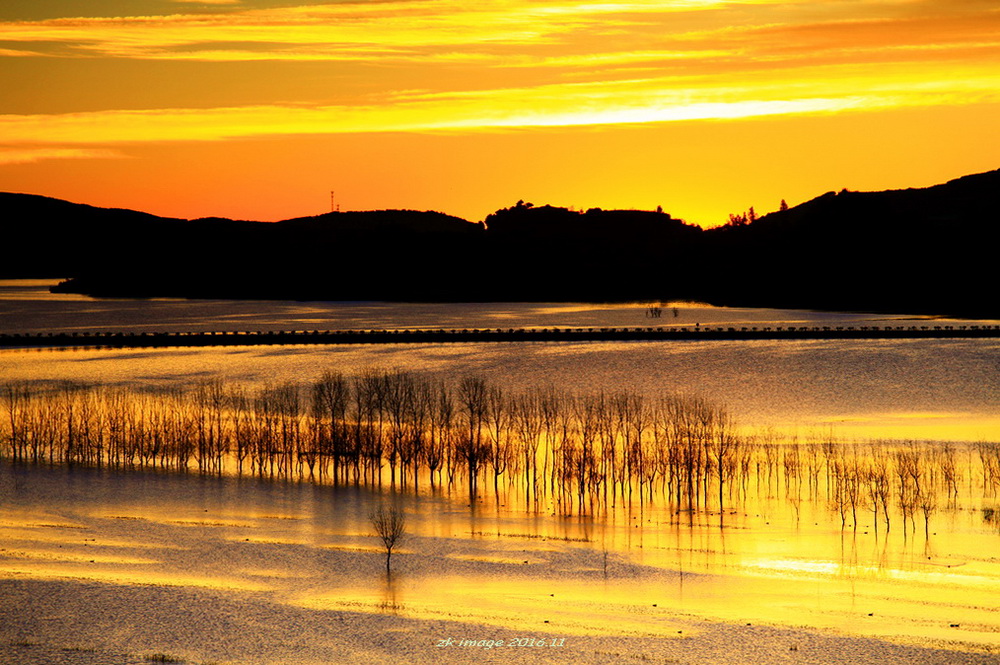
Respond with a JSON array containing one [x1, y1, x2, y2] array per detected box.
[[2, 280, 998, 443], [2, 279, 1000, 662]]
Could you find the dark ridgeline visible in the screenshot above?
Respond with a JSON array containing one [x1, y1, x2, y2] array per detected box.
[[4, 201, 485, 300], [0, 193, 189, 278], [703, 169, 1000, 317], [3, 167, 999, 316], [482, 202, 701, 300]]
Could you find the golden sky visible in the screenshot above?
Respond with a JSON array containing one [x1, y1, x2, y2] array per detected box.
[[1, 0, 998, 225]]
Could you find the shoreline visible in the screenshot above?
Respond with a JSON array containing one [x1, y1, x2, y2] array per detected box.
[[2, 463, 999, 664], [3, 576, 998, 664]]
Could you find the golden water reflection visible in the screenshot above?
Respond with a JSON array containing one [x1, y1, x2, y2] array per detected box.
[[1, 462, 999, 654]]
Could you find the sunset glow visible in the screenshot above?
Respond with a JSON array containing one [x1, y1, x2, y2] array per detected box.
[[1, 0, 998, 224]]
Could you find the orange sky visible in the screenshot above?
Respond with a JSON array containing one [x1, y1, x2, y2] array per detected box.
[[1, 0, 998, 226]]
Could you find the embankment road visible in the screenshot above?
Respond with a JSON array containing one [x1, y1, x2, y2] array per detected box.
[[2, 325, 998, 349]]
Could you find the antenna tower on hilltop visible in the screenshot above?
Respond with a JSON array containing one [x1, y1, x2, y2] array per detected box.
[[330, 190, 340, 213]]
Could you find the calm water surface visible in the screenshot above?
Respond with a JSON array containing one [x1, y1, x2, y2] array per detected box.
[[3, 281, 1000, 657], [1, 280, 998, 443], [3, 462, 999, 652], [1, 279, 993, 334]]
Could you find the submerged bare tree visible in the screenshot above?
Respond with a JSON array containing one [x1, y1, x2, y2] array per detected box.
[[4, 373, 990, 533], [458, 376, 488, 499], [369, 503, 407, 574]]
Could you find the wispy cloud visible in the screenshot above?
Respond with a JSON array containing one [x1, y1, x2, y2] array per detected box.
[[0, 1, 869, 63], [0, 0, 995, 88], [2, 1, 996, 72], [1, 1, 997, 147], [0, 147, 125, 165], [3, 60, 998, 148], [0, 47, 39, 57]]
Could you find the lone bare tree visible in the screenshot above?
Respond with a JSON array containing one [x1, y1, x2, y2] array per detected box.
[[369, 503, 406, 574]]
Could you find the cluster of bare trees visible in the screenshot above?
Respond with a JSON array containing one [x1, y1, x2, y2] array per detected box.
[[825, 442, 973, 536], [977, 442, 1000, 495], [1, 374, 994, 530], [2, 373, 741, 514], [3, 382, 203, 472]]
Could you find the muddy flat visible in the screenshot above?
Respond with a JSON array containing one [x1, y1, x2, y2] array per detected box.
[[2, 463, 997, 665]]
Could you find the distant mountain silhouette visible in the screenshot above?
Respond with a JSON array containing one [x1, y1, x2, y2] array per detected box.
[[3, 168, 998, 315], [480, 202, 701, 299], [701, 169, 1000, 316], [0, 192, 188, 278]]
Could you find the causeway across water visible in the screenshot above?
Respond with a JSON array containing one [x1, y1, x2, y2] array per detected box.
[[2, 325, 998, 349]]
